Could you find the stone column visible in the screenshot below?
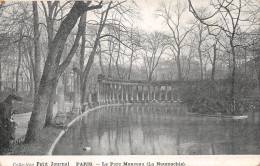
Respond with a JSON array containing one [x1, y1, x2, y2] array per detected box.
[[121, 84, 124, 103], [165, 86, 168, 102], [131, 85, 134, 102], [171, 86, 174, 102], [177, 85, 180, 102], [147, 86, 150, 101], [106, 83, 109, 103], [125, 85, 128, 103], [136, 85, 139, 102], [102, 83, 105, 104], [108, 83, 112, 103], [111, 83, 115, 103], [104, 83, 108, 104], [115, 83, 119, 103], [96, 82, 100, 105], [153, 86, 156, 102], [141, 85, 145, 101], [158, 86, 162, 101]]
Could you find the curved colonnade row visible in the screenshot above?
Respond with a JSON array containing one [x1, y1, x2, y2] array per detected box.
[[87, 76, 183, 107]]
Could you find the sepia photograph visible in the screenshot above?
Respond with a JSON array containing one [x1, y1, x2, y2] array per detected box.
[[0, 0, 259, 160]]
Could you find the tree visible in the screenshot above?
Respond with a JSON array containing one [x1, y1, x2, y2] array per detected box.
[[25, 1, 103, 143], [157, 0, 195, 81], [42, 1, 73, 126], [126, 23, 141, 80], [32, 1, 41, 95], [141, 32, 169, 81], [188, 0, 258, 111], [78, 1, 136, 110], [79, 1, 112, 109], [192, 20, 210, 80]]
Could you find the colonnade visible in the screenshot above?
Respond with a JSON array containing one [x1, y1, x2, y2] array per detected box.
[[87, 76, 181, 106]]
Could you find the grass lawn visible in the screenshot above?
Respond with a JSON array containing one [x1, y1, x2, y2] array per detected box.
[[12, 126, 63, 155], [12, 111, 79, 155]]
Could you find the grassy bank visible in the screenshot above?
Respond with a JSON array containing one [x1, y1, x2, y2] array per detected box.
[[12, 111, 79, 155]]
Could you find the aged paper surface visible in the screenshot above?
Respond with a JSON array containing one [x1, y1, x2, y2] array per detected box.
[[0, 0, 259, 165]]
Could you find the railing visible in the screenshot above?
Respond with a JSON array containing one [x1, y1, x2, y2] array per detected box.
[[86, 75, 185, 107]]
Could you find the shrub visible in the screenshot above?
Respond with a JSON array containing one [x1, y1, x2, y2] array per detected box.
[[181, 80, 252, 115]]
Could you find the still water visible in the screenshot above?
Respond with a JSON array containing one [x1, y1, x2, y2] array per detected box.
[[53, 104, 260, 155]]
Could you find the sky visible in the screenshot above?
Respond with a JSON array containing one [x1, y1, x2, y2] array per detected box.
[[135, 0, 164, 32], [134, 0, 200, 33]]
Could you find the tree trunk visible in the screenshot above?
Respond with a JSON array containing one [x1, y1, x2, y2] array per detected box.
[[258, 62, 260, 94], [108, 53, 112, 78], [244, 49, 247, 73], [128, 50, 134, 80], [98, 43, 105, 75], [16, 40, 22, 92], [32, 1, 41, 96], [255, 51, 260, 94], [29, 68, 34, 96], [186, 54, 191, 80], [45, 78, 59, 126], [25, 79, 53, 142], [230, 40, 236, 111], [0, 54, 2, 91], [198, 42, 203, 80], [25, 2, 102, 143], [81, 2, 112, 109], [148, 72, 152, 81], [211, 44, 217, 81], [176, 53, 182, 81], [79, 12, 87, 107]]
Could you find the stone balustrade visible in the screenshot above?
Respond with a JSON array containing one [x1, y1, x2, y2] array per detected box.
[[86, 75, 183, 106]]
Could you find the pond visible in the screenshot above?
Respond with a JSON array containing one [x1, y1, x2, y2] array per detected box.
[[53, 103, 260, 155]]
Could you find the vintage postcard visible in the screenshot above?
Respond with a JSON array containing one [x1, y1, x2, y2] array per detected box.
[[0, 0, 259, 165]]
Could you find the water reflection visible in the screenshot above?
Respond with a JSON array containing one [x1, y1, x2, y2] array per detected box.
[[53, 104, 260, 155]]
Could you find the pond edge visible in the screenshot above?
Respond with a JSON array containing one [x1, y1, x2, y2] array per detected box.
[[47, 103, 132, 155], [187, 112, 248, 119]]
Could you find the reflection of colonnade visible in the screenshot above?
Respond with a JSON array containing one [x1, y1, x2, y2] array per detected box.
[[87, 75, 182, 107]]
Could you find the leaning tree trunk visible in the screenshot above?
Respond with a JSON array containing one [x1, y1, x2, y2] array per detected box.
[[81, 2, 112, 109], [25, 2, 102, 143], [98, 43, 105, 75], [16, 40, 22, 92], [25, 78, 53, 142], [45, 78, 59, 126], [79, 12, 87, 107], [32, 1, 41, 96]]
